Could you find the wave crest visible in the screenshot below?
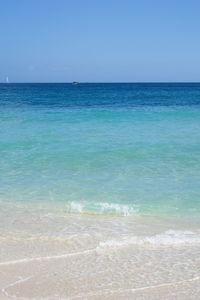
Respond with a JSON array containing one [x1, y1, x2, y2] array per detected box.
[[97, 230, 200, 250], [66, 201, 137, 216]]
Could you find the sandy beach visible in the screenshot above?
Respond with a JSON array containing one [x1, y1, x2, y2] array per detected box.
[[1, 0, 200, 297], [0, 202, 200, 300]]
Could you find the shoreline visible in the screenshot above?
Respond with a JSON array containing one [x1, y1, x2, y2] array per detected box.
[[1, 201, 200, 299]]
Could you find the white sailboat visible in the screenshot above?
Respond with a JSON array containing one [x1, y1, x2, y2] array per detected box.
[[6, 76, 9, 83]]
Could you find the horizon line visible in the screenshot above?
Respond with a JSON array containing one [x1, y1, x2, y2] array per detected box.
[[1, 81, 200, 84]]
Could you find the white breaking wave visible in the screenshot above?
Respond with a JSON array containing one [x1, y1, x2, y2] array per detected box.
[[0, 230, 199, 268], [69, 201, 84, 213], [97, 230, 200, 250], [67, 201, 137, 216], [99, 202, 136, 216]]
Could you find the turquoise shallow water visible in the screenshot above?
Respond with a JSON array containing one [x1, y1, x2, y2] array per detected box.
[[0, 83, 200, 216]]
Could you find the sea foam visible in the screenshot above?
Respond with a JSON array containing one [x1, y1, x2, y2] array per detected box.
[[97, 230, 200, 251], [67, 201, 137, 216]]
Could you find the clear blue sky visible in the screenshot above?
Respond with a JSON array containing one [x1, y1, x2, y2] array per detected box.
[[1, 0, 200, 82]]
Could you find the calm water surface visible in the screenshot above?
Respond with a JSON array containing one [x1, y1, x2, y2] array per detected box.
[[1, 83, 200, 216]]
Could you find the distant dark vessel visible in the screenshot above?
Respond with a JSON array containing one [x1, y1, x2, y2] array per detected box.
[[72, 81, 79, 85]]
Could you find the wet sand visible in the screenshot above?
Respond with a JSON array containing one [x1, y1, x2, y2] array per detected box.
[[0, 202, 200, 300]]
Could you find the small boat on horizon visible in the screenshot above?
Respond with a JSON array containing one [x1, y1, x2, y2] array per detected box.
[[72, 81, 79, 85]]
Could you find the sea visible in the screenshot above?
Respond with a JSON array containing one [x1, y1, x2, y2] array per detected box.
[[1, 83, 200, 217], [1, 83, 200, 299]]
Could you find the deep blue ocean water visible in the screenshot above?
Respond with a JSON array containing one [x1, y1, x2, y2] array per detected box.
[[1, 83, 200, 216]]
